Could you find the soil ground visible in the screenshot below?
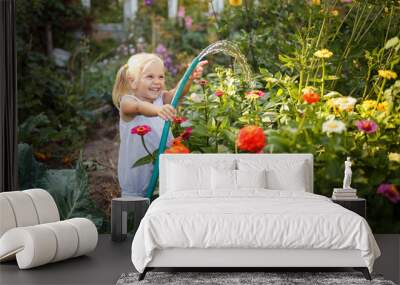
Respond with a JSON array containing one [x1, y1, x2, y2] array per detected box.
[[83, 115, 120, 218]]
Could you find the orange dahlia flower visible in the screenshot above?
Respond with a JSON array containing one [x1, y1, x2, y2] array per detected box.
[[236, 125, 266, 153], [165, 144, 190, 154], [165, 138, 190, 154], [303, 92, 320, 104]]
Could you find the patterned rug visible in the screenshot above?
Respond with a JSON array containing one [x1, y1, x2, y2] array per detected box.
[[116, 271, 395, 285]]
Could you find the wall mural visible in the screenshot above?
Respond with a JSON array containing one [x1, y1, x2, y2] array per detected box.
[[16, 0, 400, 234]]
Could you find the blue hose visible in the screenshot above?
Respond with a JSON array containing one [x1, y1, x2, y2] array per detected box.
[[146, 56, 201, 198]]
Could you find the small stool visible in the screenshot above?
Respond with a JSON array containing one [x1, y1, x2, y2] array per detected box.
[[111, 197, 150, 242]]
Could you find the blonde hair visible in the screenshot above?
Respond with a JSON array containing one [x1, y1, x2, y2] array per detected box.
[[112, 53, 165, 109]]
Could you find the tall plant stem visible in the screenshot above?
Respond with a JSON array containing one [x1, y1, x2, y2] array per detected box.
[[299, 69, 304, 99], [210, 0, 222, 40], [203, 86, 209, 146], [376, 79, 386, 105], [321, 59, 326, 96], [315, 17, 326, 49], [362, 66, 372, 99], [332, 5, 355, 41], [141, 136, 154, 159], [244, 0, 257, 69], [353, 5, 374, 42], [332, 2, 366, 89], [356, 7, 384, 44]]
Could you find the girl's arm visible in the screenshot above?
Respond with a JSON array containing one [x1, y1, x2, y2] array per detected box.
[[163, 60, 208, 105], [121, 99, 176, 121]]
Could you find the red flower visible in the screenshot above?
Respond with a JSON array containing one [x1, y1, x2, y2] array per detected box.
[[303, 92, 320, 104], [245, 90, 264, 99], [172, 116, 188, 124], [180, 127, 193, 141], [215, 90, 224, 97], [377, 183, 400, 204], [236, 125, 266, 153], [131, 125, 152, 136]]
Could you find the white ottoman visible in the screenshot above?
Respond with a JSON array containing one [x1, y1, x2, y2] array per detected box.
[[0, 189, 98, 269]]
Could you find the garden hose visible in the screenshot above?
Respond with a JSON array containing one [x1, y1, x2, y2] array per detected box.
[[146, 56, 201, 198]]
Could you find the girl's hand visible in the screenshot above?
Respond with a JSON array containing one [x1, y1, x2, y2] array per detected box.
[[157, 104, 176, 121], [190, 60, 208, 80]]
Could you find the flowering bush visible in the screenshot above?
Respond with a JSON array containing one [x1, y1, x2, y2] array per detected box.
[[173, 31, 400, 233]]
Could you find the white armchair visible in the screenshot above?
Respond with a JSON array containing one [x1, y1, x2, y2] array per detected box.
[[0, 189, 98, 269]]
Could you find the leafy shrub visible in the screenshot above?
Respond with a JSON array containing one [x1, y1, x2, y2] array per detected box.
[[18, 144, 107, 231]]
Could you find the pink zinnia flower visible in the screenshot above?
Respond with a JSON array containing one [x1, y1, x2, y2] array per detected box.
[[180, 127, 193, 141], [178, 6, 185, 18], [377, 183, 400, 204], [215, 90, 224, 97], [131, 125, 151, 136], [184, 16, 193, 30], [245, 90, 264, 99], [355, 119, 378, 134], [173, 116, 187, 124]]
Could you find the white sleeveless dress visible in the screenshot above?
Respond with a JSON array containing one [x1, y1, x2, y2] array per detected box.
[[118, 93, 174, 197]]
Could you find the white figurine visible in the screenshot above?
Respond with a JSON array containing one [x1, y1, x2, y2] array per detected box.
[[342, 157, 353, 190]]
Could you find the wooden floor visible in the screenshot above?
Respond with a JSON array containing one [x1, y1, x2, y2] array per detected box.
[[0, 234, 399, 285]]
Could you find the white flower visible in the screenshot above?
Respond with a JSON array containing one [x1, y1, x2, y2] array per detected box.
[[190, 92, 203, 103], [329, 96, 357, 112], [322, 119, 346, 134]]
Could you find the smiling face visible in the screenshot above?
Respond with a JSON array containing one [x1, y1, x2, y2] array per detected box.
[[133, 60, 165, 102]]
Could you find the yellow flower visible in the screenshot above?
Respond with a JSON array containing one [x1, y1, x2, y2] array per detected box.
[[311, 0, 321, 5], [378, 70, 397, 80], [377, 101, 389, 111], [314, 49, 333, 58], [229, 0, 242, 6], [362, 100, 377, 110], [330, 9, 339, 16], [388, 153, 400, 163]]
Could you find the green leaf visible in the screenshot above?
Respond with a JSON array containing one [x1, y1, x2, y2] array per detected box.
[[325, 75, 339, 81], [384, 37, 399, 49], [132, 151, 156, 168], [37, 153, 104, 229], [17, 143, 46, 189]]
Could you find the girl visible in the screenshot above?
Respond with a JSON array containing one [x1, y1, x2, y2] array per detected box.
[[112, 53, 207, 197]]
